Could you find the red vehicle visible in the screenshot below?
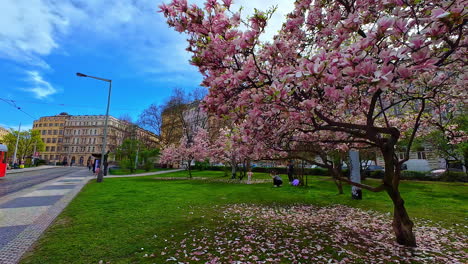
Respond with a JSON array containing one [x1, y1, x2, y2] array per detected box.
[[0, 144, 7, 177]]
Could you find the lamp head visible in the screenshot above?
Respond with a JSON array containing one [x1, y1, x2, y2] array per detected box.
[[76, 72, 87, 77]]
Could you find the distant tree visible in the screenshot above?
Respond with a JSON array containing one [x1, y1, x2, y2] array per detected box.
[[160, 128, 210, 178], [138, 87, 208, 148], [3, 129, 45, 163], [139, 148, 160, 171], [425, 112, 468, 169], [115, 139, 139, 173]]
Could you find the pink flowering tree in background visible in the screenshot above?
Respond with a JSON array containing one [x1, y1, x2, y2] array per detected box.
[[160, 128, 211, 178], [161, 0, 467, 246], [210, 125, 280, 179]]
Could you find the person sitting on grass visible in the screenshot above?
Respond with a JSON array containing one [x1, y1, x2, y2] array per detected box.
[[270, 171, 283, 187]]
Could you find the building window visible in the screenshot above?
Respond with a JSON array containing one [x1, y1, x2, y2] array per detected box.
[[52, 138, 57, 143], [51, 146, 55, 152], [58, 138, 62, 143], [44, 155, 48, 160], [47, 138, 51, 143], [59, 130, 63, 135], [56, 155, 60, 160], [46, 146, 50, 151], [49, 123, 53, 126], [71, 147, 74, 152], [42, 130, 46, 135], [57, 147, 61, 152], [53, 130, 57, 135], [48, 130, 52, 135]]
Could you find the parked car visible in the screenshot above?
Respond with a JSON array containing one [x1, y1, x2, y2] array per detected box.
[[402, 159, 430, 172], [429, 167, 464, 177]]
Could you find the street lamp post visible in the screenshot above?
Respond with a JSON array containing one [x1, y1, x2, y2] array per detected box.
[[12, 123, 21, 166], [76, 72, 112, 183]]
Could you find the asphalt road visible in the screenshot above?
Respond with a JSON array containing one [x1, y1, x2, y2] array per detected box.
[[0, 167, 84, 198]]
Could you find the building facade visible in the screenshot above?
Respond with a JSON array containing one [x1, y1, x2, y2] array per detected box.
[[0, 126, 10, 143], [33, 113, 158, 165], [32, 113, 68, 163]]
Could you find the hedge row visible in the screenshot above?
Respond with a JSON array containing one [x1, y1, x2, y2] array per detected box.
[[203, 166, 467, 182], [363, 170, 467, 182]]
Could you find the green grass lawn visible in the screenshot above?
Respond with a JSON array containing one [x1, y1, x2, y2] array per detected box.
[[20, 171, 468, 264], [108, 167, 174, 175]]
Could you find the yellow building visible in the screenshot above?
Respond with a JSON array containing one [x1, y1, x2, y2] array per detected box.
[[32, 113, 159, 165], [0, 126, 9, 143], [32, 112, 69, 163]]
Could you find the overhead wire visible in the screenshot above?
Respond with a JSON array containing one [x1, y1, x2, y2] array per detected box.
[[0, 98, 36, 119], [0, 98, 140, 112]]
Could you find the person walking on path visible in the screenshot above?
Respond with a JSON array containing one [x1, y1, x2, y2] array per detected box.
[[87, 159, 92, 171], [287, 161, 294, 183], [247, 169, 253, 184]]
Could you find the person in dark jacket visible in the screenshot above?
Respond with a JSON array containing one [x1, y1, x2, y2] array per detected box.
[[271, 171, 283, 187], [287, 161, 294, 183]]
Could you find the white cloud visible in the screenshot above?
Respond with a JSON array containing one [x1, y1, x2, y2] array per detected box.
[[0, 0, 72, 68], [229, 0, 295, 41], [23, 71, 57, 99], [0, 0, 294, 79]]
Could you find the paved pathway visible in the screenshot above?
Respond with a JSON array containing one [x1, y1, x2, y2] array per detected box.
[[106, 169, 183, 178], [0, 168, 91, 264], [6, 166, 60, 175], [0, 167, 79, 198]]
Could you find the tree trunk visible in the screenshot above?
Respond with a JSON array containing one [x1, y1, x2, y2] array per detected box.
[[187, 159, 192, 179], [330, 168, 344, 194], [387, 188, 416, 247], [335, 178, 344, 194], [382, 147, 416, 247], [231, 165, 237, 179], [231, 157, 237, 179]]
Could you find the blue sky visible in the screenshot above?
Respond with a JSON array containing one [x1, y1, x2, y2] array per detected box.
[[0, 0, 293, 131]]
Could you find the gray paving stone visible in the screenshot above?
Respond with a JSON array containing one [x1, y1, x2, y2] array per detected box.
[[38, 185, 76, 190], [0, 226, 28, 248], [0, 196, 63, 208]]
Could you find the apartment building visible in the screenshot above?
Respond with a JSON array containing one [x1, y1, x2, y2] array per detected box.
[[33, 113, 159, 165], [32, 113, 68, 162], [0, 126, 9, 142]]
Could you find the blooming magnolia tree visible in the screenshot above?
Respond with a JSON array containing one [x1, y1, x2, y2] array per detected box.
[[161, 0, 467, 246], [210, 125, 282, 179], [160, 128, 211, 177]]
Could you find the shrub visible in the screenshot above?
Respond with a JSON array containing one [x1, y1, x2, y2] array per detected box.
[[366, 171, 384, 179], [401, 170, 434, 181], [440, 171, 468, 182], [35, 159, 47, 166], [143, 162, 153, 172], [194, 161, 210, 171], [119, 159, 134, 172], [205, 166, 337, 176]]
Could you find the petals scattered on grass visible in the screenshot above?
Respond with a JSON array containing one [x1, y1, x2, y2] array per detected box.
[[147, 204, 467, 263]]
